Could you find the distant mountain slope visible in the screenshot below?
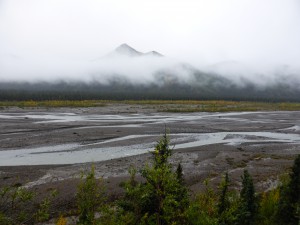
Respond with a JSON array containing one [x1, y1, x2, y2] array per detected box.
[[144, 51, 164, 57], [96, 44, 231, 88]]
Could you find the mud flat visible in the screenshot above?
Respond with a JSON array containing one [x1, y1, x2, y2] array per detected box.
[[0, 104, 300, 212]]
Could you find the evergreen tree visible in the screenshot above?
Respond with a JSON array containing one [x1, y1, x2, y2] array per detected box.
[[142, 132, 189, 224], [175, 163, 189, 218], [218, 172, 230, 216], [119, 131, 189, 225], [152, 129, 172, 168], [235, 170, 257, 225], [176, 163, 184, 185], [277, 154, 300, 225], [289, 154, 300, 215]]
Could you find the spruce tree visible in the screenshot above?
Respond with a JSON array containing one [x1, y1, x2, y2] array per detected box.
[[289, 154, 300, 211], [175, 163, 189, 217], [236, 170, 257, 225], [120, 131, 189, 225], [218, 172, 230, 216], [277, 154, 300, 225], [217, 172, 239, 225], [176, 163, 184, 185], [152, 129, 172, 167]]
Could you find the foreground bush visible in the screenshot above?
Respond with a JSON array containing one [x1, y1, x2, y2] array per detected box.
[[0, 185, 57, 225], [76, 165, 106, 225]]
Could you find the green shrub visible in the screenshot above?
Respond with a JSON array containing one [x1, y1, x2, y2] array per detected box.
[[257, 188, 279, 225], [76, 165, 106, 225]]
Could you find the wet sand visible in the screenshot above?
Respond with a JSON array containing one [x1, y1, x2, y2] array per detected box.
[[0, 104, 299, 214]]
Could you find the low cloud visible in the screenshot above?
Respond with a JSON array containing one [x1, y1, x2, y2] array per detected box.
[[1, 50, 300, 90]]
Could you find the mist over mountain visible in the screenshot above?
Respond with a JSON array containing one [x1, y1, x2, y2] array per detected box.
[[0, 44, 300, 101]]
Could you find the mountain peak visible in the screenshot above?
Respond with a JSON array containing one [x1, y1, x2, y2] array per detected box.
[[117, 43, 133, 49], [101, 44, 164, 59], [114, 43, 142, 56]]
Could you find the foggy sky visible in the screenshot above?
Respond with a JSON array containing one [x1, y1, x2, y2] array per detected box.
[[1, 0, 300, 84]]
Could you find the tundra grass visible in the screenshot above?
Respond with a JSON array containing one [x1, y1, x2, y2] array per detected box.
[[0, 100, 300, 112], [0, 100, 107, 108], [155, 101, 300, 112]]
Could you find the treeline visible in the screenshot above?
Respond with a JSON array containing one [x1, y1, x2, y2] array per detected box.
[[1, 81, 300, 102], [1, 134, 299, 225]]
